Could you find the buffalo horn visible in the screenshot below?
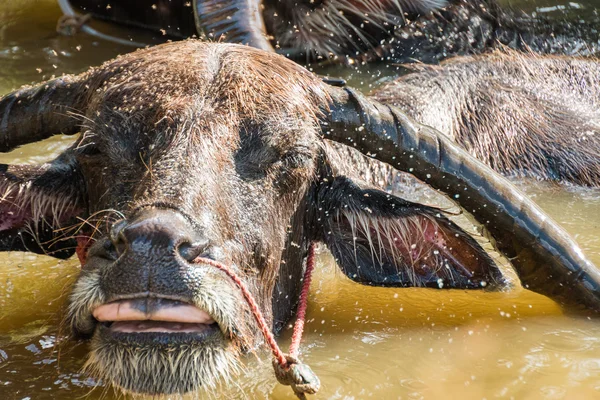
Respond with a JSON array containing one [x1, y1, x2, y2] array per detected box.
[[321, 85, 600, 312], [0, 76, 86, 152], [194, 0, 274, 51]]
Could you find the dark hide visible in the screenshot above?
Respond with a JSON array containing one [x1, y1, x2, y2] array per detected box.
[[372, 51, 600, 186]]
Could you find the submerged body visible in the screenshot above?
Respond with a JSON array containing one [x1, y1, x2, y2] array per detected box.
[[260, 0, 600, 62], [63, 0, 600, 63], [374, 51, 600, 186], [357, 0, 600, 63]]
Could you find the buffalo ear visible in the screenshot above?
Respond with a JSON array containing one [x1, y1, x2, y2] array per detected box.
[[312, 176, 505, 289], [0, 157, 84, 259]]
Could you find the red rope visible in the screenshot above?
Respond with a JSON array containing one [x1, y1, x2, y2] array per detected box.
[[289, 242, 316, 357], [192, 243, 320, 398], [76, 235, 92, 265], [192, 242, 317, 368], [192, 255, 288, 366]]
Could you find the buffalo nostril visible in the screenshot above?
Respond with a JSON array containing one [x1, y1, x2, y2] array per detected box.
[[178, 239, 209, 262], [110, 219, 128, 255], [101, 238, 119, 260]]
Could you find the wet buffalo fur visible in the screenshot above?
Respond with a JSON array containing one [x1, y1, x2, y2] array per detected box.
[[263, 0, 600, 62], [66, 0, 600, 63], [0, 41, 506, 395], [360, 0, 600, 63], [373, 50, 600, 186]]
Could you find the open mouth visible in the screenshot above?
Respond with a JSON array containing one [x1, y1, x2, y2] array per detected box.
[[93, 297, 220, 338], [105, 320, 215, 333], [85, 296, 233, 394]]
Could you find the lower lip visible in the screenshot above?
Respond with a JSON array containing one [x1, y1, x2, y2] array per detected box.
[[106, 320, 215, 333], [98, 322, 222, 346]]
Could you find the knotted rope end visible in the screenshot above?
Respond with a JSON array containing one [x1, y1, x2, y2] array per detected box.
[[273, 355, 321, 399]]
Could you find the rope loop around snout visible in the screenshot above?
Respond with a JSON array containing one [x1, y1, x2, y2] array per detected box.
[[192, 243, 320, 399]]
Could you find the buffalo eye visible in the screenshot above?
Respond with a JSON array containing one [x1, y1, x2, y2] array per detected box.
[[235, 127, 281, 180], [279, 146, 313, 170]]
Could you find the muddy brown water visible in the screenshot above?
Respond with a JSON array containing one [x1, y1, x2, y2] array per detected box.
[[2, 1, 600, 399]]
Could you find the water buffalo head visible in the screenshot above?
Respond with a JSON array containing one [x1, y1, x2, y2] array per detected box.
[[1, 41, 594, 395]]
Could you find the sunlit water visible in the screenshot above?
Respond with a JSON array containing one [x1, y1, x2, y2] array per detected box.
[[2, 1, 600, 399]]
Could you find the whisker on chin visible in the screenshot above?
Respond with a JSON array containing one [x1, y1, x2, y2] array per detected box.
[[83, 334, 242, 395]]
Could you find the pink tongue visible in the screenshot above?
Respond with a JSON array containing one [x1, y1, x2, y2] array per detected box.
[[93, 300, 215, 324], [110, 320, 212, 333]]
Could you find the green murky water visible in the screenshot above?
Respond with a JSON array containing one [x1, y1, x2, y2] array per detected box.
[[2, 1, 600, 399]]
